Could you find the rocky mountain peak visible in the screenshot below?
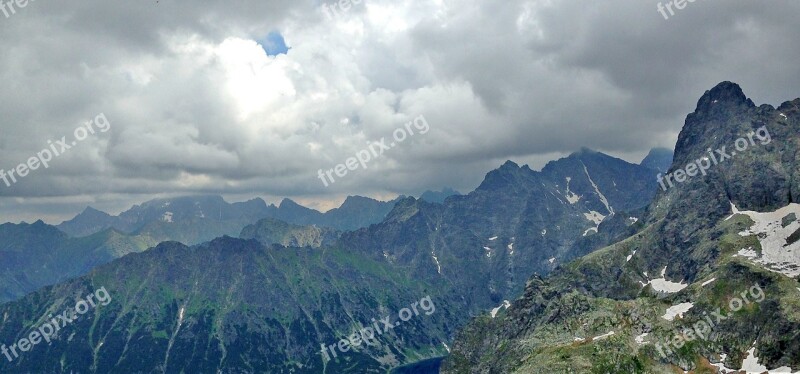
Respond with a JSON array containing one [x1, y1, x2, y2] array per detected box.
[[278, 198, 304, 209], [383, 196, 421, 223], [573, 147, 598, 157], [79, 206, 112, 218], [640, 147, 674, 173], [695, 81, 754, 112], [500, 160, 520, 169], [339, 195, 379, 209]]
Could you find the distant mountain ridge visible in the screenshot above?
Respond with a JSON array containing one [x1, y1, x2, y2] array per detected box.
[[0, 221, 157, 303], [272, 195, 405, 231], [239, 218, 340, 248], [419, 188, 461, 203], [0, 194, 400, 304], [56, 195, 401, 243]]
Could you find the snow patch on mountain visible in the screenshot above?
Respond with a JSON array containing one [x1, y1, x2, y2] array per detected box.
[[564, 177, 581, 204], [161, 212, 174, 223], [432, 253, 441, 274], [641, 266, 688, 293], [662, 302, 694, 321], [649, 279, 688, 293], [584, 211, 605, 225], [732, 203, 800, 277], [583, 210, 605, 236], [582, 162, 614, 214], [593, 331, 615, 341], [710, 345, 798, 373], [490, 300, 511, 318], [701, 278, 716, 287]]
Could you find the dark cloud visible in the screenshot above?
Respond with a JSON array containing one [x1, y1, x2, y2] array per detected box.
[[1, 0, 799, 223]]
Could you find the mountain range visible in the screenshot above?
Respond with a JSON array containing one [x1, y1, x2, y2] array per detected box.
[[0, 195, 402, 304], [0, 142, 667, 372], [442, 82, 800, 373], [57, 195, 403, 243]]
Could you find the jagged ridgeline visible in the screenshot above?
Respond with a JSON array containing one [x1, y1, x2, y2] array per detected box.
[[0, 146, 663, 371], [0, 196, 399, 304], [442, 82, 800, 373]]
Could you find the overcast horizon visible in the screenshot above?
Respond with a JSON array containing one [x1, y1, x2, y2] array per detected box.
[[2, 0, 800, 224]]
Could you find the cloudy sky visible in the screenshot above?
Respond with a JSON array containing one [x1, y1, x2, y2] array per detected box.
[[1, 0, 799, 223]]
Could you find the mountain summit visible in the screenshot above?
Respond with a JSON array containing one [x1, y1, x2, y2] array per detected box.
[[640, 147, 674, 173], [442, 82, 800, 374]]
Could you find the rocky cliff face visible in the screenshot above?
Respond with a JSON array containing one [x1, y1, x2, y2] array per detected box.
[[341, 152, 658, 312], [442, 82, 800, 373]]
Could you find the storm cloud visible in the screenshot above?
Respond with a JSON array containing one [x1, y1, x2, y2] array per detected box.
[[1, 0, 799, 222]]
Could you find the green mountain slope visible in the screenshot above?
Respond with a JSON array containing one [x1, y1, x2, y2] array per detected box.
[[0, 238, 457, 373], [0, 218, 345, 304]]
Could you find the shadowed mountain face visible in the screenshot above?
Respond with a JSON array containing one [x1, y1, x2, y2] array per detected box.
[[56, 195, 401, 244], [273, 195, 404, 232], [0, 218, 343, 304], [0, 148, 659, 373], [0, 221, 157, 303], [640, 147, 674, 174], [340, 151, 659, 311], [56, 195, 271, 244], [239, 218, 340, 248], [442, 82, 800, 373], [419, 188, 461, 203], [55, 207, 116, 238]]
